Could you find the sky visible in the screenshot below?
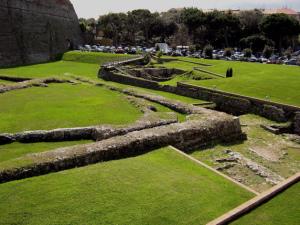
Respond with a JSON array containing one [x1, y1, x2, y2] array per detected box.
[[70, 0, 300, 18]]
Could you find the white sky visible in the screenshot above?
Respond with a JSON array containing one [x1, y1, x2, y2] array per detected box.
[[70, 0, 300, 18]]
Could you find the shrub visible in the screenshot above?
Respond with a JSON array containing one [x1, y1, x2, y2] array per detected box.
[[156, 51, 163, 64], [226, 68, 233, 78], [224, 48, 233, 57], [143, 53, 152, 65], [243, 48, 252, 58], [157, 51, 163, 57], [263, 45, 273, 59], [204, 45, 213, 59]]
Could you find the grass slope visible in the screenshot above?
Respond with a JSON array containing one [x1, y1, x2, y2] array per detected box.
[[0, 52, 202, 104], [158, 57, 300, 106], [0, 147, 253, 225], [231, 182, 300, 225], [0, 84, 142, 133], [0, 51, 135, 80], [62, 51, 137, 64]]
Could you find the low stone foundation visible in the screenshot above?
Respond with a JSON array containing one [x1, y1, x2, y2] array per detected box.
[[0, 118, 176, 145], [0, 115, 244, 183], [0, 77, 77, 94], [294, 112, 300, 135], [0, 75, 31, 82], [127, 67, 185, 82], [121, 89, 205, 114], [262, 105, 286, 122]]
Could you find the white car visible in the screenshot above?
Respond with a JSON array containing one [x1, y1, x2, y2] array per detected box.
[[84, 45, 92, 51]]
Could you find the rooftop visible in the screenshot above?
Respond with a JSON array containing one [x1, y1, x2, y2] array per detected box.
[[263, 8, 299, 15]]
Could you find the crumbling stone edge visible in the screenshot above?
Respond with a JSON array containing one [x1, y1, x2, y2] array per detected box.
[[0, 118, 177, 145]]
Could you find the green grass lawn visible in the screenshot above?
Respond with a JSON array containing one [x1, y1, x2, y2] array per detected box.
[[157, 57, 300, 106], [0, 61, 99, 80], [0, 141, 92, 163], [0, 79, 15, 84], [62, 51, 137, 64], [0, 51, 204, 105], [0, 51, 136, 80], [231, 182, 299, 225], [0, 84, 142, 133], [0, 147, 253, 225]]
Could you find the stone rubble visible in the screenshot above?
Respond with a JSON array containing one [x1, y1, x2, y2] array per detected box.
[[226, 150, 285, 185]]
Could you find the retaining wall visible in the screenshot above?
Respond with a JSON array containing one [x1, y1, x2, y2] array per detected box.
[[0, 116, 245, 183], [99, 67, 300, 123], [176, 83, 300, 122]]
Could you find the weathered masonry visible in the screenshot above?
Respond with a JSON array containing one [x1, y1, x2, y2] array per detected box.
[[0, 0, 82, 67], [0, 115, 245, 183], [100, 63, 300, 132]]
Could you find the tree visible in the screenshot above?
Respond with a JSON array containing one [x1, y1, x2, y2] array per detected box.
[[284, 47, 293, 59], [79, 18, 96, 33], [239, 10, 263, 37], [260, 14, 300, 52], [98, 13, 128, 45], [150, 18, 178, 43], [204, 45, 213, 59], [128, 9, 157, 44], [263, 45, 273, 58], [180, 8, 206, 43], [169, 25, 190, 47], [205, 11, 241, 48], [240, 35, 273, 53]]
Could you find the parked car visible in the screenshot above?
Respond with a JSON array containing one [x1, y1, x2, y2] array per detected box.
[[84, 45, 92, 51], [171, 51, 182, 57], [128, 47, 137, 54], [258, 57, 268, 63], [285, 58, 298, 65], [115, 47, 125, 54]]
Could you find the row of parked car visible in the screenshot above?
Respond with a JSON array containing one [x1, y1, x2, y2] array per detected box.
[[193, 50, 299, 65], [78, 45, 159, 55], [78, 44, 300, 66], [173, 49, 300, 66]]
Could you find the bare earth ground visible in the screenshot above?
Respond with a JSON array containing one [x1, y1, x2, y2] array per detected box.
[[190, 114, 300, 193]]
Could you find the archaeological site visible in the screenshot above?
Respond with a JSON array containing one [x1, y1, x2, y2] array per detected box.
[[0, 0, 299, 225]]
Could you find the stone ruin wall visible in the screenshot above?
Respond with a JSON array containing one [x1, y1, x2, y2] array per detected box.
[[0, 0, 83, 67], [294, 112, 300, 135], [0, 117, 245, 183], [100, 66, 300, 125]]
